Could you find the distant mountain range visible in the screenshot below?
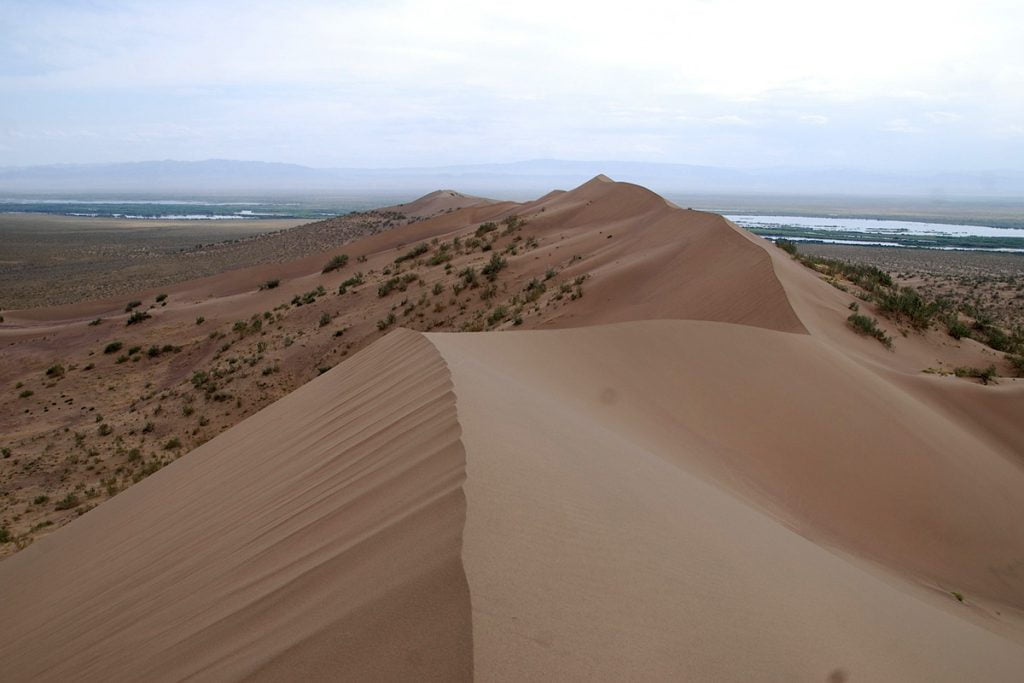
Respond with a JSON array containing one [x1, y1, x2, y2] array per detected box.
[[1, 158, 1023, 198]]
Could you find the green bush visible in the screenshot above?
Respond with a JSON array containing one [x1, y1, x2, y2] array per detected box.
[[322, 254, 349, 273], [54, 493, 80, 511], [775, 239, 799, 255], [394, 244, 428, 264], [126, 310, 151, 326], [155, 293, 168, 302], [45, 364, 65, 377], [259, 279, 281, 290], [338, 272, 365, 294], [125, 300, 142, 312], [954, 365, 998, 385], [475, 222, 498, 237], [481, 253, 507, 281], [847, 313, 893, 348], [876, 286, 939, 330], [104, 341, 123, 354]]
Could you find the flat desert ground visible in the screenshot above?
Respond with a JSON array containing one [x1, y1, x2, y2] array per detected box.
[[1, 178, 1023, 681]]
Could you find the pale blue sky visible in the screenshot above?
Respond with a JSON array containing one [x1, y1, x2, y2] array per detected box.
[[1, 0, 1022, 170]]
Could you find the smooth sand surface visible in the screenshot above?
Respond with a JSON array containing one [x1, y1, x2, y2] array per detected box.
[[1, 176, 1023, 680]]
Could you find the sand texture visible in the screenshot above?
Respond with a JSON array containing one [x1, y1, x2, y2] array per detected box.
[[1, 177, 1023, 680]]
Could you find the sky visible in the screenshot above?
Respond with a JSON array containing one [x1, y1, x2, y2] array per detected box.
[[1, 0, 1023, 171]]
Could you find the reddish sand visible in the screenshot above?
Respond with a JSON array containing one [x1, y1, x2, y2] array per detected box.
[[1, 177, 1023, 680]]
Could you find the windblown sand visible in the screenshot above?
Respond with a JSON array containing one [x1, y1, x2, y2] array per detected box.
[[1, 177, 1023, 681]]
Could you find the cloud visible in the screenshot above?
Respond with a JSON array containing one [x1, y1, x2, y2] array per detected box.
[[0, 0, 1021, 169]]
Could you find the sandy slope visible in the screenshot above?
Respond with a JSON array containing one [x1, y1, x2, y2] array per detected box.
[[2, 176, 1023, 680], [0, 330, 471, 681]]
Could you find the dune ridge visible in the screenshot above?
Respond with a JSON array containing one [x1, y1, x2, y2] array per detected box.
[[2, 176, 1024, 680], [0, 329, 473, 681]]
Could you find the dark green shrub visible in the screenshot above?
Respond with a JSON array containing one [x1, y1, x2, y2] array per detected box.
[[259, 279, 280, 290], [847, 313, 893, 348], [394, 244, 428, 264], [164, 437, 182, 450], [776, 239, 798, 255], [54, 493, 80, 510], [481, 253, 507, 281], [89, 318, 103, 326], [126, 310, 151, 326], [104, 341, 123, 354], [322, 254, 350, 273], [338, 272, 365, 294], [475, 222, 498, 237], [319, 312, 331, 327], [876, 286, 939, 330], [954, 365, 998, 385], [45, 364, 65, 377], [125, 300, 142, 312], [155, 293, 168, 302]]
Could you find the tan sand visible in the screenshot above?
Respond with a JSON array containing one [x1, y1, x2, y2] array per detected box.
[[1, 176, 1023, 680]]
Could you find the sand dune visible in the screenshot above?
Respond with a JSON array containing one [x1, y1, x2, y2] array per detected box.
[[2, 176, 1023, 680]]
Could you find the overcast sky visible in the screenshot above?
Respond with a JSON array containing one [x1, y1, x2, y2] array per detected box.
[[2, 0, 1022, 170]]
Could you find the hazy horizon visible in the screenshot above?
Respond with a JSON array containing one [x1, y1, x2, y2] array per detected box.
[[3, 1, 1023, 174]]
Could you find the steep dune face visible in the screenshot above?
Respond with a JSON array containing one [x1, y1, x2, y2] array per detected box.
[[434, 323, 1024, 681], [510, 176, 806, 332], [0, 330, 472, 681]]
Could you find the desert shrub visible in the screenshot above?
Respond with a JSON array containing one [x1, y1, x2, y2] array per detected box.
[[1007, 354, 1024, 376], [876, 286, 939, 329], [338, 272, 365, 294], [481, 253, 507, 281], [847, 313, 893, 348], [954, 365, 998, 385], [319, 312, 332, 327], [104, 341, 123, 354], [127, 346, 142, 355], [524, 278, 547, 303], [45, 364, 65, 377], [376, 313, 397, 331], [54, 493, 80, 510], [164, 437, 182, 450], [18, 389, 33, 398], [475, 222, 498, 238], [394, 244, 428, 264], [0, 527, 10, 544], [775, 239, 799, 255], [487, 306, 508, 326], [322, 254, 350, 273], [195, 316, 205, 325], [125, 300, 142, 312], [259, 279, 280, 290], [97, 423, 112, 436], [945, 316, 971, 340], [89, 318, 103, 326], [501, 214, 524, 232], [126, 310, 151, 326], [33, 495, 49, 505], [155, 293, 168, 302]]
